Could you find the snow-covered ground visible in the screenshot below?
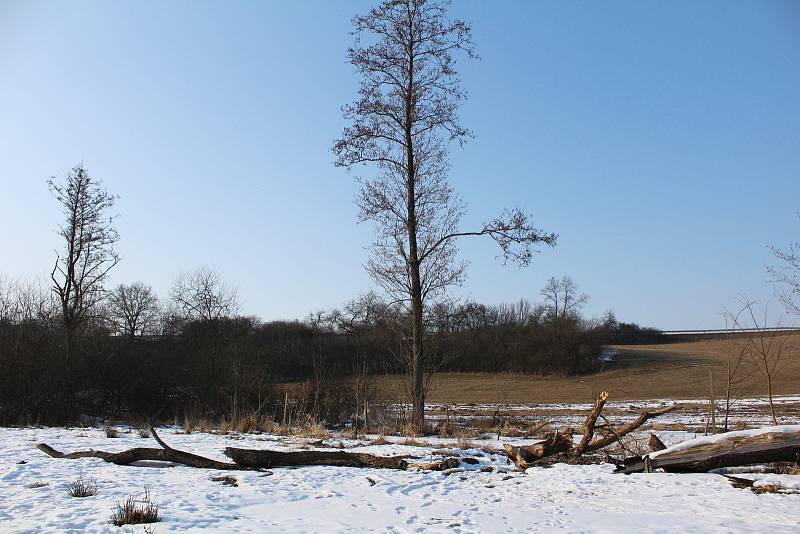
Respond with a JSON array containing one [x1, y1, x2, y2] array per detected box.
[[1, 420, 799, 533]]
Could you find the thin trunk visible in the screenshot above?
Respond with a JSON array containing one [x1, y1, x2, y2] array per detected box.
[[404, 23, 425, 434], [766, 368, 777, 425]]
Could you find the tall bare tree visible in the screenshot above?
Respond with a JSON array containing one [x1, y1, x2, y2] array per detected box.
[[540, 276, 589, 319], [49, 164, 120, 362], [171, 266, 239, 321], [334, 0, 556, 432], [107, 282, 160, 337], [768, 212, 800, 315]]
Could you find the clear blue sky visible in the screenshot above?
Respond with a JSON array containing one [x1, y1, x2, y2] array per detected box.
[[1, 0, 798, 329]]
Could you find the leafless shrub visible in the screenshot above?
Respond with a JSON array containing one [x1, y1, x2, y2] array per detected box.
[[110, 488, 160, 527], [104, 426, 118, 438], [66, 474, 98, 497], [137, 426, 151, 439]]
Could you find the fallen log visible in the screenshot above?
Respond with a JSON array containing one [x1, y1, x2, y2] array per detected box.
[[38, 426, 241, 470], [224, 447, 409, 469], [503, 392, 677, 469], [38, 426, 414, 470], [648, 433, 667, 452], [619, 425, 800, 474], [503, 431, 573, 469]]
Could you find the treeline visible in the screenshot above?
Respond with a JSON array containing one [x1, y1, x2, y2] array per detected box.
[[0, 273, 657, 425]]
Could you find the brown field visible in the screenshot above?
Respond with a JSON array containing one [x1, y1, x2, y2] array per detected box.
[[373, 334, 800, 404]]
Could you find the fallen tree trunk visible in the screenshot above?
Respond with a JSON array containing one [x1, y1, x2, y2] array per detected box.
[[38, 426, 242, 469], [503, 431, 574, 469], [620, 425, 800, 474], [224, 447, 409, 469], [38, 427, 415, 470], [503, 392, 677, 469]]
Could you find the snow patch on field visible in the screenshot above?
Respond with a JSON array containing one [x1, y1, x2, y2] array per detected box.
[[1, 426, 799, 533]]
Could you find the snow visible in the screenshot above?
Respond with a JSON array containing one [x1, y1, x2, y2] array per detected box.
[[1, 426, 799, 533]]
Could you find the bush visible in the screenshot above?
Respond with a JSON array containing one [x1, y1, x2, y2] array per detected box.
[[104, 426, 118, 438], [66, 474, 98, 497], [110, 488, 160, 527]]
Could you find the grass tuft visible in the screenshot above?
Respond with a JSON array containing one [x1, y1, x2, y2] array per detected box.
[[66, 474, 98, 497], [110, 488, 160, 527], [104, 426, 119, 438]]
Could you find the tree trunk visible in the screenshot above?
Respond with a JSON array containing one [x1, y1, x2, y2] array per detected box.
[[404, 35, 425, 435], [224, 447, 409, 470], [572, 390, 608, 456], [620, 425, 800, 474], [38, 426, 240, 470], [503, 432, 574, 469]]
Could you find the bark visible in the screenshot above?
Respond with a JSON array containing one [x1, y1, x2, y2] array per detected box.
[[582, 405, 676, 453], [37, 426, 240, 469], [648, 433, 667, 452], [572, 390, 608, 456], [503, 432, 574, 469], [224, 447, 409, 470], [620, 425, 800, 474], [38, 426, 414, 470]]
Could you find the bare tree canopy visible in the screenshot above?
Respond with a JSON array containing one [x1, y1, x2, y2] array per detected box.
[[768, 212, 800, 315], [49, 164, 120, 360], [171, 266, 239, 321], [333, 0, 555, 432], [540, 276, 590, 319], [107, 282, 160, 337]]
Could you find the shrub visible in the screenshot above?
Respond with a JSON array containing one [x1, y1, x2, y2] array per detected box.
[[110, 488, 160, 527], [137, 426, 151, 439], [66, 474, 98, 497], [104, 426, 118, 438]]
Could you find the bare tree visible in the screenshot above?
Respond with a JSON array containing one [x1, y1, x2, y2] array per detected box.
[[726, 297, 789, 424], [540, 276, 589, 319], [48, 164, 120, 362], [334, 0, 556, 433], [171, 266, 239, 321], [768, 212, 800, 315], [107, 282, 160, 337], [720, 303, 754, 432]]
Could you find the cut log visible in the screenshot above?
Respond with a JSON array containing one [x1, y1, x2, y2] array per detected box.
[[572, 391, 609, 456], [620, 425, 800, 474], [504, 431, 573, 469], [648, 433, 667, 452], [224, 447, 409, 469]]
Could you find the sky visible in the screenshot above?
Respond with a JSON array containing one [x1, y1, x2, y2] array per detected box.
[[1, 0, 798, 330]]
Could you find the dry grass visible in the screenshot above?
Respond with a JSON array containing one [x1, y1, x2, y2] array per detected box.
[[398, 437, 430, 447], [104, 426, 118, 439], [137, 426, 151, 439], [369, 435, 390, 446], [369, 334, 800, 403], [26, 481, 49, 489], [66, 474, 98, 497], [110, 488, 160, 527]]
